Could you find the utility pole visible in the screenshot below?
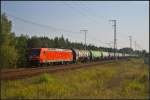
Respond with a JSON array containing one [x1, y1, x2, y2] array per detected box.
[[129, 35, 132, 56], [109, 20, 117, 60], [129, 36, 132, 49], [80, 30, 88, 50], [134, 41, 136, 51]]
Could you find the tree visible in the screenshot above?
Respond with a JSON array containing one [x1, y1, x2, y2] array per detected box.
[[54, 37, 59, 48], [0, 13, 18, 68], [15, 34, 29, 67], [119, 47, 133, 54], [59, 35, 65, 48], [27, 36, 42, 48]]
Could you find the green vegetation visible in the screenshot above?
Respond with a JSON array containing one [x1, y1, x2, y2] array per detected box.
[[0, 13, 18, 68], [1, 58, 149, 99]]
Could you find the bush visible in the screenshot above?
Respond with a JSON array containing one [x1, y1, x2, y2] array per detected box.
[[38, 73, 51, 83], [36, 73, 58, 83], [0, 45, 18, 68]]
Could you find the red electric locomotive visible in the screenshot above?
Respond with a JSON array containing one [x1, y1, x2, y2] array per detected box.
[[28, 48, 73, 66]]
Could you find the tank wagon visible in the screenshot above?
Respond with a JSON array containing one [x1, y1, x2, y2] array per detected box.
[[102, 51, 110, 60], [72, 49, 90, 63], [116, 53, 123, 59], [90, 50, 103, 61], [109, 52, 114, 59]]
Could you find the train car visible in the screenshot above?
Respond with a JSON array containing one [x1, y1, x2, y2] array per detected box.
[[130, 54, 138, 58], [120, 53, 124, 59], [109, 52, 115, 60], [90, 50, 103, 61], [72, 49, 90, 63], [116, 52, 119, 59], [29, 48, 73, 65], [124, 53, 130, 58], [122, 53, 125, 58], [117, 53, 122, 59], [102, 51, 109, 60]]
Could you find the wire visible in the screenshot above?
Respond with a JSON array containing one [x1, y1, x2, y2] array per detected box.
[[77, 2, 106, 21], [62, 2, 102, 25], [7, 13, 80, 34]]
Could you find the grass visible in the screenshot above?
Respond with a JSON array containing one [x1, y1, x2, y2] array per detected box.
[[1, 58, 149, 99]]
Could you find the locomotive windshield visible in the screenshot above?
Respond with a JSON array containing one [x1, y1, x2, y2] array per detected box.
[[30, 49, 40, 56]]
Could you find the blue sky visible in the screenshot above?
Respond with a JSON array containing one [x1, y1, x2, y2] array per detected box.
[[1, 1, 149, 52]]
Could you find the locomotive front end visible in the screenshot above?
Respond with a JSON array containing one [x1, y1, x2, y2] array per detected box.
[[28, 48, 41, 66]]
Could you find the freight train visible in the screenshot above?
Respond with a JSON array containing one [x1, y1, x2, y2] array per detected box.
[[28, 48, 138, 66]]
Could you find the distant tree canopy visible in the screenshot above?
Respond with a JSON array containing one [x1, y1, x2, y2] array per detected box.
[[0, 13, 148, 68], [119, 48, 133, 54]]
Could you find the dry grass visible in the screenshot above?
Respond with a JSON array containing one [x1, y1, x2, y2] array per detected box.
[[1, 58, 149, 99]]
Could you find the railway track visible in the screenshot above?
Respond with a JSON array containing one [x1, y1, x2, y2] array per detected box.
[[1, 59, 127, 80]]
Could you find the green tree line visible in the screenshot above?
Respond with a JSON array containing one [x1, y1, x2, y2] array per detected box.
[[0, 13, 148, 68]]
